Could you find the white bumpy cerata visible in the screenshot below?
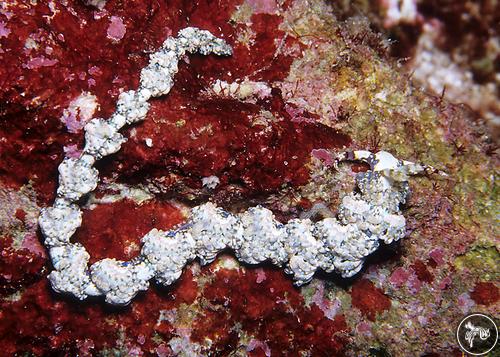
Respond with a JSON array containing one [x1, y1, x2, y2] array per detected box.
[[38, 28, 429, 305]]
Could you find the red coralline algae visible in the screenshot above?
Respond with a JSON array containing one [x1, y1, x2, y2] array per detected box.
[[0, 237, 46, 294], [0, 279, 171, 355], [411, 259, 434, 283], [0, 0, 327, 206], [1, 0, 497, 354], [14, 208, 27, 222], [351, 279, 391, 321], [1, 260, 207, 355], [107, 87, 348, 195], [428, 248, 445, 267], [171, 268, 199, 305], [470, 281, 499, 306], [0, 1, 351, 351], [75, 199, 184, 263], [194, 267, 349, 355]]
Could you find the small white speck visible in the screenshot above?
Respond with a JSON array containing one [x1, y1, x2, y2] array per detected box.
[[202, 175, 220, 189], [145, 138, 153, 147]]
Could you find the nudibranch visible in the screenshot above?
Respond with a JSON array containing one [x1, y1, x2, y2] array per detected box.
[[39, 27, 431, 305]]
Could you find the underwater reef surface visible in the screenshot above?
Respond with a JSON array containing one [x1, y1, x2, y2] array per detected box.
[[0, 0, 497, 355], [332, 0, 500, 137]]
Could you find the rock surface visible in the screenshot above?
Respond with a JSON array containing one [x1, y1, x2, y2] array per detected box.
[[0, 0, 497, 355]]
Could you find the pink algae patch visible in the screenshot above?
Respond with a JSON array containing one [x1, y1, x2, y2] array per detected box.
[[155, 344, 171, 357], [0, 21, 10, 38], [23, 56, 58, 69], [438, 276, 452, 290], [21, 232, 47, 258], [63, 144, 82, 159], [356, 321, 373, 337], [285, 104, 317, 123], [255, 268, 267, 283], [247, 339, 271, 356], [407, 272, 423, 294], [428, 248, 445, 266], [457, 293, 475, 314], [311, 148, 334, 166], [247, 0, 278, 14], [107, 16, 126, 42], [389, 267, 411, 288], [60, 92, 99, 133], [311, 281, 340, 320]]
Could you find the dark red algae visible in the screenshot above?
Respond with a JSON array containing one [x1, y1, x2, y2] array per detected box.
[[193, 267, 349, 355], [350, 279, 391, 322], [75, 199, 185, 264], [470, 282, 499, 306], [0, 237, 46, 295], [411, 259, 434, 284], [0, 0, 352, 355], [107, 86, 349, 195]]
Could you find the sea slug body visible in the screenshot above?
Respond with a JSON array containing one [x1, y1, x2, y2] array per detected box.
[[39, 27, 428, 306]]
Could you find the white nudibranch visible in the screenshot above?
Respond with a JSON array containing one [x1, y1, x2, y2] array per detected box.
[[39, 28, 428, 305]]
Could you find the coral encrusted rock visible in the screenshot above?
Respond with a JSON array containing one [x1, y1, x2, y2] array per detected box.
[[0, 0, 497, 356]]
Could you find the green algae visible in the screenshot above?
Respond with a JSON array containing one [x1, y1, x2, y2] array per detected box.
[[452, 161, 498, 235], [454, 246, 500, 281]]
